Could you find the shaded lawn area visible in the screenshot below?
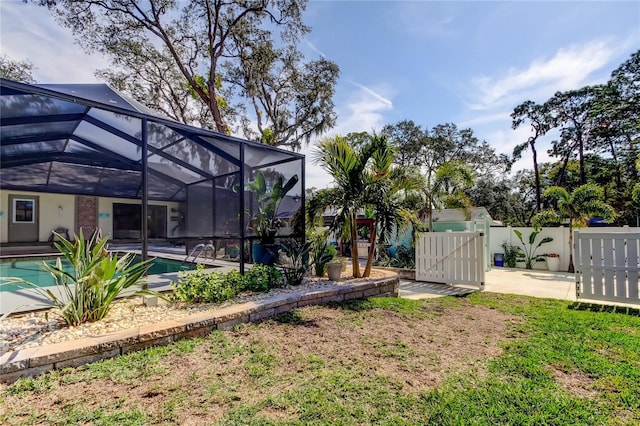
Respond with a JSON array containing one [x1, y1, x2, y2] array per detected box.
[[1, 293, 639, 425]]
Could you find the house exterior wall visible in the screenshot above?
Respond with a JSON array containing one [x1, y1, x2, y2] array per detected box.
[[96, 198, 182, 239], [0, 190, 182, 243], [0, 190, 75, 243]]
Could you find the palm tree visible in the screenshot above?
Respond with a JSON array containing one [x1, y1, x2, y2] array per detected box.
[[312, 135, 378, 277], [425, 161, 474, 229], [312, 133, 422, 278], [532, 183, 617, 272], [360, 135, 423, 277]]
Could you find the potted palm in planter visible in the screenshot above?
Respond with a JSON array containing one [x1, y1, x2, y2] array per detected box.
[[513, 229, 553, 270], [247, 170, 299, 265]]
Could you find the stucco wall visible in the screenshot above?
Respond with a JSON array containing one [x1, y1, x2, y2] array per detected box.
[[0, 190, 75, 243], [0, 190, 183, 243], [490, 226, 640, 272]]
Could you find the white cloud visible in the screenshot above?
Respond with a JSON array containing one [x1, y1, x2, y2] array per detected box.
[[324, 81, 393, 139], [459, 112, 511, 128], [467, 38, 626, 111], [349, 81, 393, 108], [391, 3, 458, 39], [0, 2, 108, 83], [302, 81, 395, 189]]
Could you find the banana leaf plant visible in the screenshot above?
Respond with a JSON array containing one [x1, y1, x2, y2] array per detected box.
[[247, 171, 299, 244], [513, 229, 553, 269]]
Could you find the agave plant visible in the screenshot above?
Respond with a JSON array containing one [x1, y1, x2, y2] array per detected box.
[[278, 239, 313, 285], [6, 229, 160, 326], [247, 170, 299, 244]]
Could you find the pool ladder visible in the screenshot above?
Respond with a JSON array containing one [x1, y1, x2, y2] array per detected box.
[[183, 242, 216, 264]]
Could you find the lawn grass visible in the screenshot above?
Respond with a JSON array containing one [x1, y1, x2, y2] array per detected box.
[[1, 292, 639, 425]]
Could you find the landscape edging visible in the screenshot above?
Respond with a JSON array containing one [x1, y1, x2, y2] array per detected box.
[[0, 274, 399, 384]]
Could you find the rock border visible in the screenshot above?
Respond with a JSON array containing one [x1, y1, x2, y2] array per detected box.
[[1, 275, 399, 384]]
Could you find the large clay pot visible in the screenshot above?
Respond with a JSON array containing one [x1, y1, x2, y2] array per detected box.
[[326, 262, 342, 281]]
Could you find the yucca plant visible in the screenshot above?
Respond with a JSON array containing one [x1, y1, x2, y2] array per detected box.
[[7, 230, 159, 326]]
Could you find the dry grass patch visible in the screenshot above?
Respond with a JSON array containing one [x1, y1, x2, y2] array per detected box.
[[1, 298, 515, 424]]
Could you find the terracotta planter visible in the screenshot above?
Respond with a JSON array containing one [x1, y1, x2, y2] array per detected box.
[[327, 262, 342, 281]]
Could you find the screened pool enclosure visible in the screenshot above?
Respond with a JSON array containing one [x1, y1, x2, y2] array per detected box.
[[0, 79, 305, 272]]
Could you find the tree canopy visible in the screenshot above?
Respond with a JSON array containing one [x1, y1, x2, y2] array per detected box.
[[37, 0, 339, 150], [0, 54, 36, 83], [511, 50, 640, 226]]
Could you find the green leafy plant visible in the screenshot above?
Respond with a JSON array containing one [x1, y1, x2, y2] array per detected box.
[[171, 264, 282, 303], [500, 241, 520, 268], [171, 265, 236, 303], [240, 264, 282, 292], [226, 243, 240, 258], [311, 237, 337, 277], [513, 230, 553, 269], [392, 245, 415, 269], [377, 245, 415, 269], [247, 170, 299, 243], [279, 239, 313, 285], [6, 230, 158, 326]]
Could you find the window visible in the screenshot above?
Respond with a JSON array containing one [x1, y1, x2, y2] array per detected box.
[[13, 198, 35, 223]]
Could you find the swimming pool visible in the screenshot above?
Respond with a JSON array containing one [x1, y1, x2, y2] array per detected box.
[[0, 255, 198, 292]]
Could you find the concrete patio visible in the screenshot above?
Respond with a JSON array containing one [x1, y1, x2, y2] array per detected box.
[[399, 267, 640, 310]]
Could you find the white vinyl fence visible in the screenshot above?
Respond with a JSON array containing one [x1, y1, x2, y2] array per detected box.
[[574, 231, 640, 305], [415, 231, 485, 289]]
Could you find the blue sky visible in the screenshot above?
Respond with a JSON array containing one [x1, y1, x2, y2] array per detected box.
[[1, 1, 639, 189]]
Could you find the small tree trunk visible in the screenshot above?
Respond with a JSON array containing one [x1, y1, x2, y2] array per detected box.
[[531, 140, 541, 212], [363, 224, 378, 277], [350, 211, 361, 278], [568, 223, 575, 273]]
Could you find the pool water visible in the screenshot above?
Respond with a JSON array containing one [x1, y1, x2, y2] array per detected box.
[[0, 255, 197, 292]]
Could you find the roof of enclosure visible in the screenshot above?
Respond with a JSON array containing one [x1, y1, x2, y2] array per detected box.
[[0, 79, 303, 201]]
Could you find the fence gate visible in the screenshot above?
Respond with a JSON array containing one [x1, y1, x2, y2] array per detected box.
[[415, 231, 485, 289], [574, 231, 640, 305]]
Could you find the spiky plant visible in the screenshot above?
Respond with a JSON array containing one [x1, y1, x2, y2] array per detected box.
[[6, 230, 159, 325]]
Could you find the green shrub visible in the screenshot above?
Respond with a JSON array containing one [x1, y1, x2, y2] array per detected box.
[[223, 269, 244, 291], [171, 265, 236, 303], [240, 264, 282, 292], [171, 264, 281, 303], [4, 230, 159, 326], [378, 245, 415, 269], [500, 241, 520, 268], [312, 238, 337, 277]]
